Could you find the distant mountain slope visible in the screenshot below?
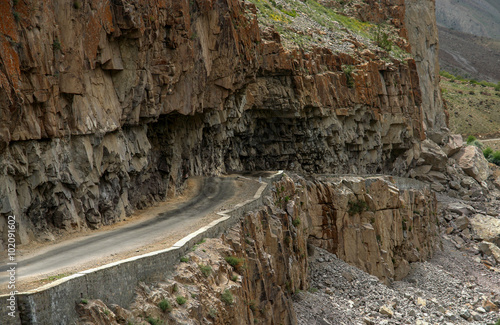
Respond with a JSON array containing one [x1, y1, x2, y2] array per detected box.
[[438, 26, 500, 82], [441, 76, 500, 137], [436, 0, 500, 40]]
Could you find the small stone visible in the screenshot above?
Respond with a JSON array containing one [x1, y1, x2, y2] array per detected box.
[[449, 181, 461, 190], [363, 316, 375, 325], [417, 297, 427, 307], [431, 182, 445, 192], [459, 309, 471, 320], [409, 309, 417, 317], [445, 311, 457, 321], [475, 306, 486, 313], [379, 305, 394, 318], [342, 270, 356, 282], [482, 299, 499, 312]]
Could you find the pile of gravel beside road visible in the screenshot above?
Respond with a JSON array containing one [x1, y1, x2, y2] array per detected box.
[[294, 243, 500, 325]]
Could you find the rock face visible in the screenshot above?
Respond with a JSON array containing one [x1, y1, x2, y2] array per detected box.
[[280, 174, 438, 283], [75, 174, 438, 324], [0, 0, 445, 248], [404, 0, 448, 141]]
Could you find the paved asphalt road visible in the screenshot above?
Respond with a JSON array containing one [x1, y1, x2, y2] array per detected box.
[[0, 177, 235, 286]]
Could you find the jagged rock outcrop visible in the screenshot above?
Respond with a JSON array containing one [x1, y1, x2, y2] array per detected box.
[[75, 174, 438, 324], [0, 0, 444, 249]]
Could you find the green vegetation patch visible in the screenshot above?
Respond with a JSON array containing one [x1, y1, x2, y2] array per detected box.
[[247, 0, 409, 60], [158, 299, 172, 312], [225, 256, 245, 269], [221, 289, 234, 305], [348, 200, 368, 215], [176, 296, 187, 305], [199, 264, 212, 277]]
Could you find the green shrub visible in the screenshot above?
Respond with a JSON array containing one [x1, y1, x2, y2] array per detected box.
[[491, 151, 500, 165], [225, 256, 244, 269], [484, 147, 493, 159], [348, 200, 368, 215], [471, 140, 484, 149], [199, 264, 212, 277], [146, 317, 161, 325], [374, 25, 392, 51], [13, 11, 20, 22], [466, 135, 477, 144], [180, 256, 189, 263], [292, 217, 301, 227], [221, 289, 234, 305], [158, 299, 172, 312], [208, 308, 217, 319], [176, 296, 187, 305], [52, 39, 61, 51], [73, 1, 81, 9], [80, 299, 88, 304], [342, 65, 355, 88], [231, 274, 238, 282]]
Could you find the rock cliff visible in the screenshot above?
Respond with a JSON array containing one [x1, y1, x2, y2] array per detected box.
[[0, 0, 444, 249]]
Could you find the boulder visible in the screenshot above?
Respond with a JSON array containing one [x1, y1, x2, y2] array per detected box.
[[442, 134, 464, 157], [479, 241, 500, 263], [446, 202, 475, 216], [419, 139, 448, 171], [470, 214, 500, 246], [455, 216, 470, 231], [452, 146, 491, 183]]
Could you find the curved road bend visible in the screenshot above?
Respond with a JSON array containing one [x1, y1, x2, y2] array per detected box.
[[0, 177, 235, 286]]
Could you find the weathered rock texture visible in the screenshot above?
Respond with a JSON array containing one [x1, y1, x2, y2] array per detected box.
[[0, 0, 444, 248], [75, 174, 438, 324], [404, 0, 448, 141]]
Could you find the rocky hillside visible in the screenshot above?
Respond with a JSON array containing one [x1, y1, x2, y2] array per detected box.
[[436, 0, 500, 40], [0, 0, 446, 249], [436, 0, 500, 82], [438, 26, 500, 82]]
